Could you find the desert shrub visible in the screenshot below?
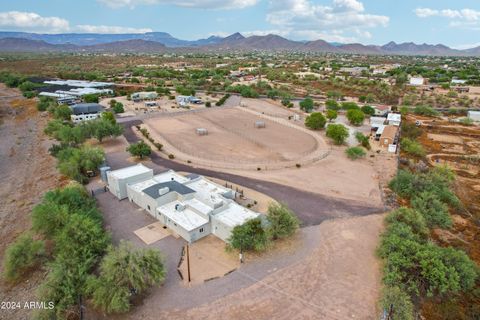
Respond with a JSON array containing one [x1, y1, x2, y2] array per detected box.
[[205, 101, 211, 107], [266, 203, 299, 240], [57, 146, 105, 183], [3, 233, 45, 281], [401, 122, 422, 140], [127, 141, 151, 159], [83, 94, 100, 103], [168, 153, 175, 159], [380, 286, 414, 320], [304, 112, 326, 130], [326, 124, 349, 145], [345, 146, 366, 160], [215, 93, 230, 106], [112, 102, 124, 113], [325, 99, 340, 110], [400, 138, 425, 157], [414, 105, 439, 117], [385, 208, 429, 239], [53, 104, 72, 121], [341, 102, 360, 110], [411, 191, 452, 229], [355, 132, 371, 149]]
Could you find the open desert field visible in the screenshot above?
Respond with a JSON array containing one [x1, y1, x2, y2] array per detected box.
[[241, 98, 299, 118], [144, 107, 321, 165]]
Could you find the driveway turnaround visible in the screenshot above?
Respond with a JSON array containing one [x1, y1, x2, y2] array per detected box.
[[121, 120, 384, 226]]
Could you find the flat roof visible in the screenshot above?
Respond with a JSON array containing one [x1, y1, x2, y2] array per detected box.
[[159, 201, 209, 232], [213, 202, 259, 228], [44, 80, 113, 88], [387, 113, 401, 121], [184, 198, 214, 216], [108, 164, 153, 180], [70, 103, 104, 115], [185, 177, 231, 207], [143, 181, 195, 199], [381, 125, 398, 140], [128, 170, 190, 194]]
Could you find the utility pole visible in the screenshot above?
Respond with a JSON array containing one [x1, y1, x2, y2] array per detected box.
[[186, 244, 191, 283]]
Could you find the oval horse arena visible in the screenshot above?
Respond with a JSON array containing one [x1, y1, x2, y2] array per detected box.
[[142, 106, 330, 170]]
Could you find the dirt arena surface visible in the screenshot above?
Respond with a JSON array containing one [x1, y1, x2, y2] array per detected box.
[[144, 107, 319, 164], [242, 98, 299, 118], [120, 213, 385, 320]]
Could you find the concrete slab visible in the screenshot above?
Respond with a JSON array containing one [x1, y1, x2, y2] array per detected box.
[[134, 222, 172, 245]]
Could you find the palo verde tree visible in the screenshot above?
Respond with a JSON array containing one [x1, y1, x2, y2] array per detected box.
[[86, 241, 166, 314], [2, 233, 45, 282], [266, 203, 299, 240], [326, 124, 349, 145], [305, 112, 326, 130], [325, 109, 337, 122], [346, 109, 365, 126], [228, 217, 268, 252]]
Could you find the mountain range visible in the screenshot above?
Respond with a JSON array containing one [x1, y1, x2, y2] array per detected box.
[[0, 31, 477, 56]]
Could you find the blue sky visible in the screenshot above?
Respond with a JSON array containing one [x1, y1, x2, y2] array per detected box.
[[1, 0, 480, 48]]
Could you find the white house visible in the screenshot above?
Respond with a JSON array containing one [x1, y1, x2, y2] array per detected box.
[[409, 76, 425, 86], [467, 111, 480, 122], [176, 95, 202, 107], [111, 166, 260, 243], [387, 113, 402, 126], [370, 116, 387, 130], [372, 105, 392, 116], [70, 103, 105, 123], [131, 92, 158, 101], [451, 79, 467, 85]]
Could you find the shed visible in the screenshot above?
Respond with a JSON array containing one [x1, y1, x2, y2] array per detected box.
[[380, 125, 399, 148], [254, 121, 266, 128], [196, 128, 208, 136], [106, 164, 154, 200], [467, 111, 480, 121]]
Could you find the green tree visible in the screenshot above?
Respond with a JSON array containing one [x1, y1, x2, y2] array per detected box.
[[57, 146, 105, 183], [86, 241, 166, 314], [83, 94, 100, 103], [101, 111, 116, 124], [326, 124, 349, 145], [3, 233, 45, 282], [53, 104, 72, 121], [299, 97, 314, 112], [127, 141, 151, 159], [325, 109, 337, 122], [325, 99, 340, 110], [266, 203, 299, 240], [305, 112, 326, 130], [37, 96, 55, 111], [32, 202, 69, 238], [345, 146, 366, 160], [385, 207, 429, 239], [361, 105, 375, 116], [346, 109, 365, 126], [228, 218, 268, 252], [85, 118, 123, 142], [109, 99, 117, 108]]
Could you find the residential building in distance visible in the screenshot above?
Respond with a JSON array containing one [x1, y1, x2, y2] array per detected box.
[[409, 76, 425, 86], [131, 91, 158, 102], [467, 111, 480, 122], [107, 165, 260, 243], [387, 113, 402, 126], [70, 103, 105, 123]]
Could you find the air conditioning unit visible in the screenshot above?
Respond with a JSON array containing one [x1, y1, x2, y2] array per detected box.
[[158, 187, 169, 196]]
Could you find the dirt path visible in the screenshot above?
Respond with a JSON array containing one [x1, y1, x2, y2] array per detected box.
[[122, 214, 385, 320]]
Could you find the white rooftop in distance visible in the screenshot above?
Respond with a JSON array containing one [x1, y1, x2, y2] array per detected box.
[[108, 164, 152, 180], [159, 201, 209, 232], [387, 113, 401, 122], [213, 202, 258, 228], [370, 116, 386, 127], [184, 198, 215, 216], [44, 80, 113, 88]]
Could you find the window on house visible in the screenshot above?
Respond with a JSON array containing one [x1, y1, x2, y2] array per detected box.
[[199, 228, 204, 233], [147, 205, 151, 210]]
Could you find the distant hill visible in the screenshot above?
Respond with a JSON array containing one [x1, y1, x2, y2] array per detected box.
[[0, 31, 478, 56]]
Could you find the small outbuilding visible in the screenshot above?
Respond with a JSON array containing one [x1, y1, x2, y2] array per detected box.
[[467, 111, 480, 122], [107, 164, 154, 200], [254, 121, 266, 128], [196, 128, 208, 136]]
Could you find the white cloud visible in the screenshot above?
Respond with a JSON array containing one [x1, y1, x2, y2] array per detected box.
[[0, 11, 70, 33], [265, 0, 388, 42], [76, 25, 152, 34], [415, 7, 480, 30], [97, 0, 258, 9]]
